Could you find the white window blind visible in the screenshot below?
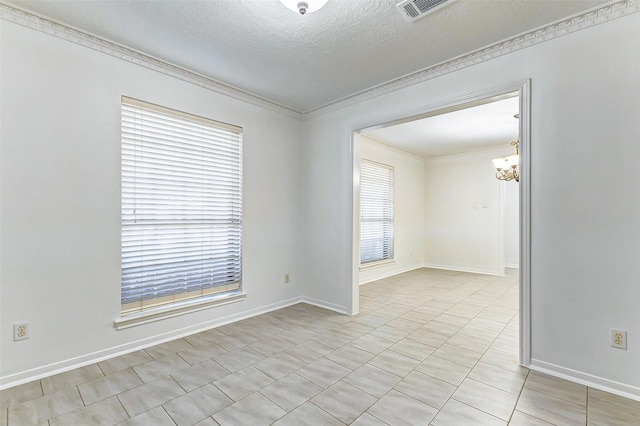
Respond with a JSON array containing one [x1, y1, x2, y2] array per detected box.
[[360, 160, 394, 265], [121, 96, 242, 315]]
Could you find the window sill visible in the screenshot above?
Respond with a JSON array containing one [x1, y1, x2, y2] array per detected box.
[[360, 259, 395, 271], [114, 291, 247, 330]]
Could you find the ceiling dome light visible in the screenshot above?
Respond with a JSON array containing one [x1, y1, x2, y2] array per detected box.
[[280, 0, 328, 15]]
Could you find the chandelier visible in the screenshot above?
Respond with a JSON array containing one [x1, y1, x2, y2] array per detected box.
[[491, 114, 520, 182]]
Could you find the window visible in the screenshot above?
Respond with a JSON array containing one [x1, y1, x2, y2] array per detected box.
[[121, 97, 242, 315], [360, 159, 394, 265]]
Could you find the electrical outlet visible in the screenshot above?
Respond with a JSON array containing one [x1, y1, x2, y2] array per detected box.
[[611, 329, 627, 349], [14, 322, 29, 341], [284, 273, 290, 284]]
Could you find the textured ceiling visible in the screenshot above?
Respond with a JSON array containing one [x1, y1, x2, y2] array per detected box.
[[6, 0, 607, 112], [363, 96, 520, 158]]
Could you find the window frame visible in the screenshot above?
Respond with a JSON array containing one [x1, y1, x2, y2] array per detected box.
[[118, 96, 244, 326], [359, 159, 395, 267]]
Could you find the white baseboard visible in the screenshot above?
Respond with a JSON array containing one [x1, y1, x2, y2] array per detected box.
[[504, 263, 519, 268], [529, 359, 640, 402], [0, 296, 304, 390], [359, 264, 424, 285], [422, 263, 503, 276], [300, 296, 349, 315]]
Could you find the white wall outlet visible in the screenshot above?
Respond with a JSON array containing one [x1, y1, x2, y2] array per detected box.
[[284, 273, 290, 284], [14, 322, 30, 341], [611, 329, 627, 349]]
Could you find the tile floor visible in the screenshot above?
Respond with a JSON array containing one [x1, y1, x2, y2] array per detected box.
[[2, 268, 639, 425]]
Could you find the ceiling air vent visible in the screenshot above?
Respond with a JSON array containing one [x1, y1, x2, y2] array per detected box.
[[397, 0, 453, 22]]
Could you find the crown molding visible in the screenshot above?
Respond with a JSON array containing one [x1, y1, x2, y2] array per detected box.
[[0, 2, 304, 120], [303, 0, 639, 118], [1, 0, 638, 120]]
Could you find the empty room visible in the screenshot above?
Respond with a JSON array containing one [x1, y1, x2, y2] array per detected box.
[[1, 0, 639, 425]]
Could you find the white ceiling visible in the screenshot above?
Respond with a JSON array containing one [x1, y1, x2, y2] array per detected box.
[[362, 96, 520, 158], [6, 0, 606, 113]]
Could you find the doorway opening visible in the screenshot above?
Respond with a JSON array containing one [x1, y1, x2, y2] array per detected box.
[[351, 80, 531, 365]]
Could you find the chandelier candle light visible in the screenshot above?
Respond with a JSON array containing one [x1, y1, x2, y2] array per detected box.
[[492, 114, 520, 182], [280, 0, 328, 15]]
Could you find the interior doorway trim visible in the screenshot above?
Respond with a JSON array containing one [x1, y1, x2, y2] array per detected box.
[[350, 79, 532, 366]]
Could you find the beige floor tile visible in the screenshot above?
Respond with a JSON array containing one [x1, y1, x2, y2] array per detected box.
[[253, 351, 307, 380], [311, 381, 377, 424], [171, 359, 230, 392], [162, 383, 232, 425], [481, 348, 529, 375], [452, 378, 518, 420], [271, 401, 344, 426], [508, 410, 554, 425], [394, 370, 456, 409], [446, 332, 493, 353], [145, 339, 194, 360], [78, 368, 142, 405], [213, 392, 286, 426], [133, 354, 191, 383], [416, 355, 471, 386], [117, 376, 185, 417], [431, 343, 483, 368], [115, 406, 176, 426], [0, 381, 42, 410], [216, 333, 259, 351], [367, 389, 438, 426], [213, 346, 265, 372], [388, 339, 436, 361], [524, 371, 587, 407], [468, 362, 527, 395], [7, 386, 83, 425], [98, 350, 153, 376], [49, 396, 128, 426], [351, 412, 389, 425], [193, 417, 218, 426], [284, 340, 333, 363], [277, 326, 319, 344], [41, 364, 104, 395], [177, 341, 228, 366], [368, 349, 420, 377], [385, 317, 423, 332], [587, 387, 640, 426], [249, 336, 295, 357], [350, 334, 394, 355], [343, 364, 402, 399], [213, 366, 274, 401], [312, 330, 357, 349], [325, 344, 375, 370], [296, 358, 351, 389], [369, 325, 410, 342], [406, 328, 449, 348], [432, 396, 506, 426], [259, 373, 322, 412], [516, 387, 585, 426], [183, 328, 225, 347]]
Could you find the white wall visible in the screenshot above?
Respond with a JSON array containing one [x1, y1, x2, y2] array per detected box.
[[504, 177, 519, 268], [0, 22, 302, 385], [359, 136, 424, 284], [301, 13, 640, 398], [423, 147, 511, 275]]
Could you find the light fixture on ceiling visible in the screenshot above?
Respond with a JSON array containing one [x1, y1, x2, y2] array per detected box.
[[280, 0, 328, 15], [492, 114, 520, 182]]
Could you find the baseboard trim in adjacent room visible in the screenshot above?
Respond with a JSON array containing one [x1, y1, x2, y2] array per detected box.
[[300, 296, 350, 315], [529, 359, 640, 402], [0, 296, 304, 390], [421, 263, 503, 276], [359, 264, 425, 285]]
